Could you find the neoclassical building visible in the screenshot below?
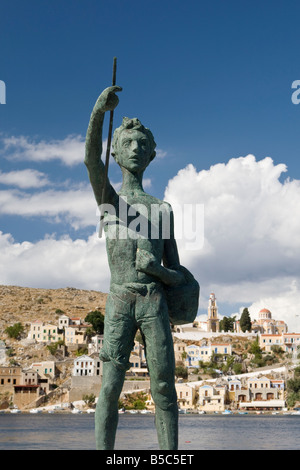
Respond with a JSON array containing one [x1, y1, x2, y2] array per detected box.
[[251, 308, 288, 335]]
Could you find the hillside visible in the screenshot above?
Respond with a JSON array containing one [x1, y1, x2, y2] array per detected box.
[[0, 284, 108, 333]]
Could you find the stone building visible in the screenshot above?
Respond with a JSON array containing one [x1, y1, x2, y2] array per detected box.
[[13, 384, 40, 409], [175, 383, 196, 410], [251, 308, 288, 335], [72, 354, 102, 377], [197, 383, 228, 412], [0, 366, 22, 390], [28, 321, 64, 343], [70, 354, 102, 402], [207, 293, 220, 333]]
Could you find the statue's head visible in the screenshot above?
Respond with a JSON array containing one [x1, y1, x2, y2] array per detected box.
[[112, 117, 156, 172]]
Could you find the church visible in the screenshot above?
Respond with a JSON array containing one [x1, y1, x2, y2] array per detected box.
[[192, 292, 220, 333], [191, 294, 288, 335], [251, 308, 288, 335]]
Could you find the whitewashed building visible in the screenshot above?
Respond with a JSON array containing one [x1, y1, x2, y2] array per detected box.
[[72, 355, 102, 377]]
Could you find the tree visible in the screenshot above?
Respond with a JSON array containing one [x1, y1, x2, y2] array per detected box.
[[85, 310, 105, 334], [123, 391, 147, 410], [5, 322, 24, 339], [287, 370, 300, 408], [175, 365, 188, 379], [240, 308, 252, 332], [83, 393, 96, 407], [249, 337, 262, 356], [220, 316, 236, 332], [47, 340, 64, 356]]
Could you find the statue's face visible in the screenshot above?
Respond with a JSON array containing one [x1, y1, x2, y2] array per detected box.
[[115, 129, 152, 172]]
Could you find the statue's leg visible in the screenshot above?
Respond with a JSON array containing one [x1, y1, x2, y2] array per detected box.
[[138, 289, 178, 450], [95, 361, 126, 450], [95, 288, 137, 449], [154, 403, 178, 450]]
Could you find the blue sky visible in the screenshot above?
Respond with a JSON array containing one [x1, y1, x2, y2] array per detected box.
[[1, 0, 300, 330]]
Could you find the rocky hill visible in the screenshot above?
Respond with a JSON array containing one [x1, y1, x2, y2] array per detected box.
[[0, 284, 108, 333]]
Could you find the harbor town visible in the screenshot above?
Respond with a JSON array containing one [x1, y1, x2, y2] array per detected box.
[[0, 285, 299, 415]]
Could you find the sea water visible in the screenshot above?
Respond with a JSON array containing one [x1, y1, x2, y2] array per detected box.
[[0, 413, 299, 451]]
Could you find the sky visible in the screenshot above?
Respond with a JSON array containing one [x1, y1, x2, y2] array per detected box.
[[1, 0, 300, 331]]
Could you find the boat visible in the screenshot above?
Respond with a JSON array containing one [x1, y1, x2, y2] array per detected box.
[[222, 409, 233, 415], [198, 411, 206, 414], [10, 408, 21, 414], [29, 408, 42, 414], [238, 411, 248, 415], [71, 408, 82, 414], [291, 410, 300, 415], [178, 409, 187, 414], [129, 410, 138, 414], [86, 408, 95, 414]]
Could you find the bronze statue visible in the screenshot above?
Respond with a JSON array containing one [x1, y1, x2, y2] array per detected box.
[[85, 83, 199, 450]]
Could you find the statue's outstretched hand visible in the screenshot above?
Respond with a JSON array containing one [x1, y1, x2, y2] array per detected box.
[[95, 86, 122, 113]]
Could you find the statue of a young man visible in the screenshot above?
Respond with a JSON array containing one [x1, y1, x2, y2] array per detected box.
[[85, 85, 195, 450]]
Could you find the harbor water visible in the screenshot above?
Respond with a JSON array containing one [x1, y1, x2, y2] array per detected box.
[[0, 413, 299, 450]]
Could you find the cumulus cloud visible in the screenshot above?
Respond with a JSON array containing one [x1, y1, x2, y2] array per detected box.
[[0, 169, 50, 188], [164, 155, 300, 330], [0, 151, 299, 332], [0, 134, 167, 167], [0, 185, 97, 229], [247, 279, 300, 333], [0, 231, 110, 292], [1, 134, 86, 166]]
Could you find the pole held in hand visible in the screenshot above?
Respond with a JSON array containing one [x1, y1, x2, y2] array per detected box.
[[99, 57, 117, 238]]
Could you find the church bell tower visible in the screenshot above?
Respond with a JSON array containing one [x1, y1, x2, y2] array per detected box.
[[207, 293, 220, 332]]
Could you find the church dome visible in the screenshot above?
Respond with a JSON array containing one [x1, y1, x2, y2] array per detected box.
[[259, 308, 272, 320]]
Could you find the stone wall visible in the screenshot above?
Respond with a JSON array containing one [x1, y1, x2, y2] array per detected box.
[[69, 376, 102, 402], [69, 376, 151, 402]]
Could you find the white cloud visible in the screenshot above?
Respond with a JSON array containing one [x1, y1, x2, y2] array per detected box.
[[156, 148, 167, 159], [0, 134, 168, 168], [1, 134, 86, 166], [0, 231, 110, 292], [0, 151, 299, 333], [0, 169, 50, 188], [248, 279, 300, 333], [164, 154, 300, 331], [0, 185, 97, 229]]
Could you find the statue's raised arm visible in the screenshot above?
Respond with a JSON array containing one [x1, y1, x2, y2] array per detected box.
[[84, 86, 122, 206]]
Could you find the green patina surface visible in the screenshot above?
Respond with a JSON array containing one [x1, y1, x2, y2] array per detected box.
[[84, 86, 199, 450]]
